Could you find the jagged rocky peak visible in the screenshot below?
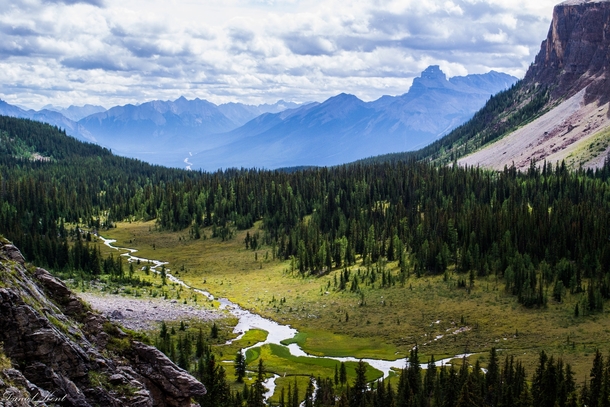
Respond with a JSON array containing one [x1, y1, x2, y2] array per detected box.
[[419, 65, 447, 81], [0, 238, 206, 406], [525, 0, 610, 103], [408, 65, 451, 93]]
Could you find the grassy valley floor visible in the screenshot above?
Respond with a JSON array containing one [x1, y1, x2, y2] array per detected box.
[[88, 220, 610, 388]]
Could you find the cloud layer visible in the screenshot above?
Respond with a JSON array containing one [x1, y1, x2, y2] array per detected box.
[[0, 0, 557, 109]]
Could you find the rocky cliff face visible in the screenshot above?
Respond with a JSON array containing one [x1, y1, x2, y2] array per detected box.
[[525, 0, 610, 104], [456, 0, 610, 171], [0, 238, 206, 406]]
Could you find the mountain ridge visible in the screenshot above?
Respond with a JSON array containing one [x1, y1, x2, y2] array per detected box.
[[190, 66, 517, 170], [453, 0, 610, 170], [0, 66, 517, 171]]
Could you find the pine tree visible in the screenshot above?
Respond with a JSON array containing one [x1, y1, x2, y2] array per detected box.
[[335, 364, 339, 386], [424, 355, 437, 403], [291, 378, 300, 407], [279, 385, 285, 407], [456, 374, 484, 407], [532, 350, 548, 407], [196, 328, 205, 358], [485, 347, 500, 407], [591, 350, 605, 407], [340, 362, 347, 386], [248, 358, 266, 407], [235, 349, 246, 383], [351, 360, 368, 407], [304, 377, 314, 407], [407, 347, 422, 401]]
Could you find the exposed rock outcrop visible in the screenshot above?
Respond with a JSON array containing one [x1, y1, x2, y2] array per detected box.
[[525, 0, 610, 104], [458, 0, 610, 170], [0, 239, 206, 406]]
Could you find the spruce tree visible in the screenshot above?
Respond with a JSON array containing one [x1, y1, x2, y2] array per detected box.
[[250, 358, 266, 407], [591, 350, 605, 407], [235, 349, 246, 383], [456, 374, 484, 407], [340, 362, 347, 386], [351, 360, 368, 407], [485, 347, 500, 406]]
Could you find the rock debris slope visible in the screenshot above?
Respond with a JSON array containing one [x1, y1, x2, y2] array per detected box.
[[0, 238, 206, 406]]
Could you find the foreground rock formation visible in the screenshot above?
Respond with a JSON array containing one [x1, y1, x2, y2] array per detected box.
[[0, 238, 206, 406]]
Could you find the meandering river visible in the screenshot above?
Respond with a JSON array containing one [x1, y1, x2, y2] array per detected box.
[[97, 235, 470, 400]]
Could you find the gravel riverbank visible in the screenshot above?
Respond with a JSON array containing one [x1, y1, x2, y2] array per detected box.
[[79, 292, 222, 331]]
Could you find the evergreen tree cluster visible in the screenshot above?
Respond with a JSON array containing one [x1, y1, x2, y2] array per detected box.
[[278, 347, 584, 407], [182, 345, 604, 407], [155, 323, 271, 407]]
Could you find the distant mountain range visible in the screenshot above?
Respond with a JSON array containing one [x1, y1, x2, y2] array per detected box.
[[42, 104, 107, 122], [0, 100, 97, 142], [0, 66, 517, 170], [191, 67, 517, 170]]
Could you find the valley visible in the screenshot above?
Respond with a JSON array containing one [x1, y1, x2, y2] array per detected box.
[[84, 220, 610, 388], [1, 110, 609, 405]]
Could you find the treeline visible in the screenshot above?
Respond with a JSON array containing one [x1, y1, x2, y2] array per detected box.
[[2, 116, 610, 311], [52, 227, 153, 287]]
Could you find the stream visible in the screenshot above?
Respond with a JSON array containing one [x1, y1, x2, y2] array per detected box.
[[97, 235, 470, 400]]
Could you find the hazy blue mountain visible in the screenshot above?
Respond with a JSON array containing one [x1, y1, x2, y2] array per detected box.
[[75, 97, 307, 165], [77, 97, 236, 161], [0, 100, 96, 142], [189, 66, 518, 170], [43, 104, 107, 121], [217, 100, 301, 126]]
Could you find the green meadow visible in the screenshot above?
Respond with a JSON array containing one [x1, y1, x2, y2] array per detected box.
[[92, 220, 610, 384]]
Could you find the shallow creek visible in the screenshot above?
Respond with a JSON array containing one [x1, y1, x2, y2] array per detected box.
[[98, 235, 470, 400]]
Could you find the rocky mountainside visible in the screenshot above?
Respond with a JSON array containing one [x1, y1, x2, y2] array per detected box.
[[0, 238, 206, 406], [457, 0, 610, 170], [525, 0, 610, 104]]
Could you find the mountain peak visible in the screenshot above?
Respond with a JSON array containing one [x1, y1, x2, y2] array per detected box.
[[420, 65, 447, 81], [323, 93, 362, 105], [331, 92, 357, 99], [410, 66, 449, 92], [455, 0, 610, 171]]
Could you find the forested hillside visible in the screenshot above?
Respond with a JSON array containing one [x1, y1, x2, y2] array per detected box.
[[2, 116, 610, 312]]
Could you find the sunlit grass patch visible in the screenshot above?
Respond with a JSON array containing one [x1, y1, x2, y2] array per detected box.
[[281, 329, 401, 360]]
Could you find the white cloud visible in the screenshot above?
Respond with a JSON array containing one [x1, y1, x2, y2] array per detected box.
[[0, 0, 558, 109]]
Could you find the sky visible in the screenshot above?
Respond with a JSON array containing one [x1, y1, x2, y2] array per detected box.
[[0, 0, 559, 110]]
